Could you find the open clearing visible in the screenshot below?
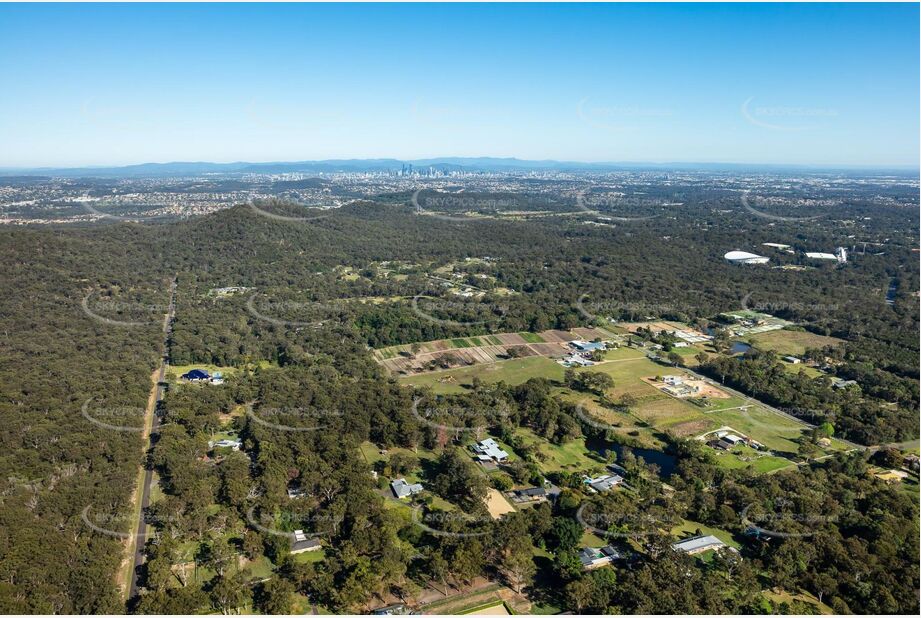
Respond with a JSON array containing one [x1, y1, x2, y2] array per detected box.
[[394, 328, 843, 475], [464, 603, 511, 615], [400, 356, 565, 394], [642, 376, 731, 399], [377, 328, 618, 375], [747, 329, 843, 356], [512, 427, 607, 474], [484, 488, 516, 519], [701, 408, 812, 455]]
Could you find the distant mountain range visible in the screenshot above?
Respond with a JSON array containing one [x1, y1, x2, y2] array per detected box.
[[1, 158, 916, 178]]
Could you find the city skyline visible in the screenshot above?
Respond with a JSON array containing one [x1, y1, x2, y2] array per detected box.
[[1, 2, 918, 168]]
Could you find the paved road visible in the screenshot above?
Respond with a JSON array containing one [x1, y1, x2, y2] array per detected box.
[[128, 277, 176, 601]]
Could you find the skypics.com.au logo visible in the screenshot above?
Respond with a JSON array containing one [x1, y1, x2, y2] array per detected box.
[[81, 290, 167, 327], [574, 192, 663, 222], [81, 398, 147, 432], [410, 397, 511, 434], [411, 295, 507, 328], [246, 405, 344, 433], [245, 292, 344, 328], [410, 507, 493, 538], [411, 189, 521, 222]]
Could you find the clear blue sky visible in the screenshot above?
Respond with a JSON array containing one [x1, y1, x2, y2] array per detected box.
[[1, 3, 918, 168]]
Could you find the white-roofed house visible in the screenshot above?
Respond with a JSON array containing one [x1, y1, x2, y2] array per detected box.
[[472, 438, 509, 462], [672, 534, 726, 555]]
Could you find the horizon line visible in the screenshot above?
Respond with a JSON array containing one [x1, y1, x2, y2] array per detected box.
[[3, 157, 919, 173]]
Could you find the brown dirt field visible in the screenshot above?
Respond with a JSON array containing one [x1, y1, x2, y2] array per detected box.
[[571, 327, 609, 340], [467, 604, 510, 616], [496, 333, 528, 345], [685, 380, 730, 399], [385, 359, 414, 374], [455, 350, 477, 365], [669, 418, 719, 437], [641, 377, 730, 400], [529, 342, 569, 357], [539, 329, 575, 343], [429, 340, 450, 352], [506, 345, 537, 357], [471, 347, 495, 364], [620, 321, 670, 334], [485, 488, 516, 519], [663, 321, 709, 338]]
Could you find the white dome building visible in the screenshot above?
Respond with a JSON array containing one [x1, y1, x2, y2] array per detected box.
[[724, 250, 770, 265]]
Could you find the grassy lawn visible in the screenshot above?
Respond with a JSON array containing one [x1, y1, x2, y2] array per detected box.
[[707, 447, 795, 474], [671, 345, 705, 357], [672, 519, 741, 549], [763, 589, 834, 614], [244, 554, 276, 578], [519, 332, 546, 343], [167, 363, 236, 380], [703, 407, 810, 454], [580, 529, 609, 548], [602, 346, 647, 361], [747, 329, 843, 356], [577, 357, 666, 399], [400, 356, 565, 394], [632, 395, 707, 429], [781, 362, 824, 378], [167, 360, 275, 381], [293, 548, 326, 564], [557, 391, 663, 447], [149, 471, 165, 504], [512, 427, 606, 475], [358, 441, 439, 467]]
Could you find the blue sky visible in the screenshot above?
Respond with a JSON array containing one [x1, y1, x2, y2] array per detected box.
[[0, 3, 917, 168]]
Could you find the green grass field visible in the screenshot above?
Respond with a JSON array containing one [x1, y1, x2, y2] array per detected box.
[[167, 363, 236, 380], [672, 519, 742, 549], [578, 357, 666, 399], [763, 589, 834, 614], [706, 408, 804, 452], [400, 356, 565, 394], [781, 362, 824, 378], [632, 396, 706, 429], [747, 329, 843, 356], [707, 447, 795, 473], [167, 360, 275, 381], [702, 407, 816, 455], [602, 346, 647, 361], [512, 427, 607, 475], [395, 336, 842, 477], [519, 332, 546, 343], [293, 548, 326, 564]]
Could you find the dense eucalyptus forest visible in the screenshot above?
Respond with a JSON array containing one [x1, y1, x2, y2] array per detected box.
[[0, 190, 917, 614]]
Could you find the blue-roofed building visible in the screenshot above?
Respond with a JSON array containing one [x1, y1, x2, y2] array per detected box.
[[181, 368, 211, 382]]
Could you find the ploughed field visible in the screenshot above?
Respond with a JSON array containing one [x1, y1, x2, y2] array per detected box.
[[374, 327, 615, 375]]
